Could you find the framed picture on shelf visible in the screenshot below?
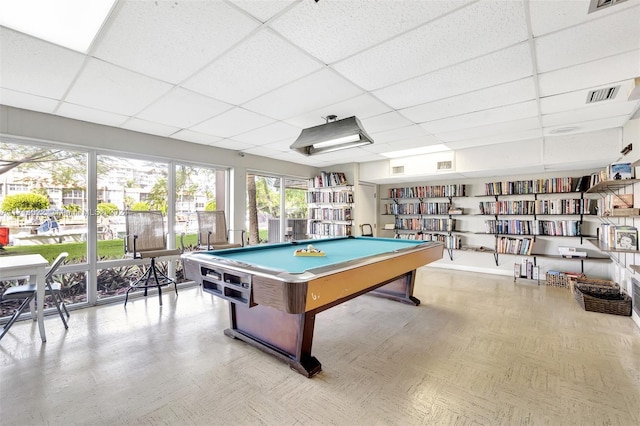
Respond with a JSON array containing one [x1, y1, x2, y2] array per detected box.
[[614, 226, 638, 250], [610, 162, 633, 180]]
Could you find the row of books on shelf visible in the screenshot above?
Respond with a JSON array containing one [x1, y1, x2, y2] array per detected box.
[[383, 202, 453, 215], [497, 236, 534, 255], [308, 223, 351, 237], [484, 177, 578, 195], [395, 232, 462, 249], [588, 162, 634, 188], [308, 172, 349, 188], [308, 207, 351, 221], [478, 199, 594, 215], [484, 219, 582, 236], [306, 190, 353, 204], [598, 224, 639, 250], [395, 218, 455, 232], [388, 184, 466, 199]]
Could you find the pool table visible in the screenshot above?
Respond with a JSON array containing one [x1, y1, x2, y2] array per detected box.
[[182, 236, 443, 377]]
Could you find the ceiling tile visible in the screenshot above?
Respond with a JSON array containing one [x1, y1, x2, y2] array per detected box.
[[183, 29, 322, 105], [65, 59, 173, 116], [262, 138, 296, 152], [399, 78, 537, 123], [93, 0, 260, 83], [361, 112, 413, 134], [538, 50, 640, 97], [265, 151, 309, 164], [243, 145, 286, 157], [209, 139, 256, 151], [57, 102, 129, 127], [333, 0, 528, 90], [539, 79, 636, 115], [121, 118, 180, 137], [370, 124, 433, 144], [347, 151, 385, 164], [190, 107, 275, 138], [529, 0, 639, 36], [170, 130, 223, 146], [542, 101, 638, 128], [373, 43, 533, 109], [233, 121, 301, 145], [383, 137, 442, 151], [543, 115, 630, 136], [437, 117, 541, 142], [0, 88, 59, 114], [535, 6, 640, 73], [136, 88, 233, 129], [271, 0, 471, 64], [361, 143, 394, 154], [284, 93, 393, 128], [421, 101, 539, 134], [444, 128, 543, 150], [0, 27, 85, 99], [230, 0, 296, 23], [242, 69, 364, 120]]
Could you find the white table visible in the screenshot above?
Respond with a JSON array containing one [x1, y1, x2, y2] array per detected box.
[[0, 254, 49, 342]]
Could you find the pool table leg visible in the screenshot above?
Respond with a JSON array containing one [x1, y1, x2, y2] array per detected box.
[[369, 270, 420, 306], [225, 303, 322, 378]]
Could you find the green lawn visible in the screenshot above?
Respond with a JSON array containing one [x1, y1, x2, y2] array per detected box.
[[0, 232, 275, 262], [2, 234, 199, 262]]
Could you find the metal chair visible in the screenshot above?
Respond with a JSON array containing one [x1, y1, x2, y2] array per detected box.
[[124, 211, 181, 306], [196, 211, 243, 250], [360, 224, 374, 237], [1, 252, 70, 341]]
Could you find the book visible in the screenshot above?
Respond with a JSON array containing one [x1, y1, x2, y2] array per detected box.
[[614, 226, 638, 250], [610, 162, 633, 180], [558, 246, 587, 258]]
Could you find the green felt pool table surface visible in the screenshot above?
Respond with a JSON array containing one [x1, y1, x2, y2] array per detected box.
[[196, 236, 429, 274]]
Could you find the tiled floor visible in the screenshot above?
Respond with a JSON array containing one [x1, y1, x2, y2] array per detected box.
[[1, 268, 639, 425]]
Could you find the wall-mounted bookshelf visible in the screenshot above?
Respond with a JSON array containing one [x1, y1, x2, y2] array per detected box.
[[307, 172, 353, 239], [381, 184, 467, 260]]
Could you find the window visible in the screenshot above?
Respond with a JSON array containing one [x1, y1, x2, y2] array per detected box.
[[246, 173, 308, 244], [96, 155, 170, 300], [0, 140, 89, 315], [174, 164, 222, 252]]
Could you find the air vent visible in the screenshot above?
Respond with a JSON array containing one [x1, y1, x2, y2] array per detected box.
[[588, 0, 628, 13], [436, 160, 453, 171], [586, 86, 619, 103], [391, 165, 405, 175]]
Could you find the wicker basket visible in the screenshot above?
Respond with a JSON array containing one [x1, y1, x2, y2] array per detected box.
[[546, 272, 585, 288], [573, 287, 632, 316], [575, 278, 620, 299]]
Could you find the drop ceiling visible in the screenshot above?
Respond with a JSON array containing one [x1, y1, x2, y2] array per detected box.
[[1, 0, 639, 173]]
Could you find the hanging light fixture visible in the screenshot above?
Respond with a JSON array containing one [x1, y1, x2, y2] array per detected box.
[[290, 115, 374, 156]]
